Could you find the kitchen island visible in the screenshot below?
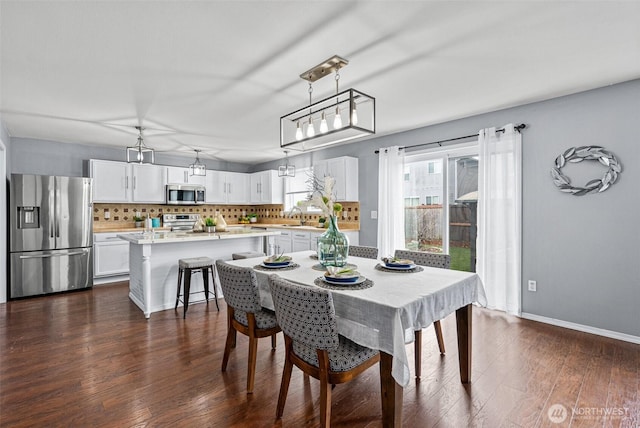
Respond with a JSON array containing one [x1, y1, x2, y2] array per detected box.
[[118, 228, 280, 318]]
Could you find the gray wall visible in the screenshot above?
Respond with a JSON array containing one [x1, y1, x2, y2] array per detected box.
[[9, 137, 252, 177], [256, 79, 640, 337]]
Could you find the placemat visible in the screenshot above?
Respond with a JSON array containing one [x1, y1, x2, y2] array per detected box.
[[253, 263, 300, 272], [375, 263, 424, 273], [311, 263, 358, 272], [313, 277, 374, 290]]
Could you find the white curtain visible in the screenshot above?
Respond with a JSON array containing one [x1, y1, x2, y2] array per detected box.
[[477, 124, 522, 315], [377, 146, 405, 258]]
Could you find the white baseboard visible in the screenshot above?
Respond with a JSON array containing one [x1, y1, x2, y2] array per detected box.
[[520, 312, 640, 345]]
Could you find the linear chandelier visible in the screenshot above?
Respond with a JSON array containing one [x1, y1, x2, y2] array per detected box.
[[280, 55, 375, 152], [189, 149, 206, 176], [126, 126, 155, 164]]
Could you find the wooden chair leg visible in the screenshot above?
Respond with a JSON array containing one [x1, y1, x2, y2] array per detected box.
[[221, 323, 235, 372], [271, 334, 277, 349], [414, 330, 422, 380], [247, 337, 258, 394], [434, 320, 445, 354], [276, 341, 294, 419], [318, 351, 331, 428]]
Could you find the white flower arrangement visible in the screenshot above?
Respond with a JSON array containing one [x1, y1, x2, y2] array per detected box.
[[298, 175, 343, 218]]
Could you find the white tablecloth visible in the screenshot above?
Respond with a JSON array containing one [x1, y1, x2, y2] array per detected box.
[[229, 250, 487, 387]]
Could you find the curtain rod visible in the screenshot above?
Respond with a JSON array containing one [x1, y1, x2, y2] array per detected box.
[[374, 123, 526, 154]]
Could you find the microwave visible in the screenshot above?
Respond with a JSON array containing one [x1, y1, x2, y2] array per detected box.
[[165, 184, 206, 205]]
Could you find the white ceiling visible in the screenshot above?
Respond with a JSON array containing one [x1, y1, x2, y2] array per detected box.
[[1, 1, 639, 164]]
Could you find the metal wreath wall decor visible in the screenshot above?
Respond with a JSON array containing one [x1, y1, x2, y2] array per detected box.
[[551, 146, 622, 196]]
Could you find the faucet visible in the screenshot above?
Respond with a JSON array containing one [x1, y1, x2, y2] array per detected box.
[[288, 206, 306, 226]]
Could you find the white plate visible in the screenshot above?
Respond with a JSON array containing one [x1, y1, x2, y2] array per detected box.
[[322, 275, 366, 285], [260, 262, 292, 269], [383, 263, 417, 270]]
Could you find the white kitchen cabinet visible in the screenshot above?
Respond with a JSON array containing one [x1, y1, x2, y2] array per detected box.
[[90, 160, 130, 202], [269, 229, 292, 255], [250, 170, 284, 204], [90, 160, 166, 203], [292, 231, 311, 252], [269, 227, 359, 255], [206, 170, 249, 204], [131, 164, 167, 203], [312, 156, 358, 201], [310, 231, 322, 251], [94, 233, 130, 277], [166, 166, 206, 186]]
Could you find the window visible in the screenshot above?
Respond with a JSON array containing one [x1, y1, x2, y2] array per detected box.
[[403, 142, 478, 272], [283, 166, 321, 213], [425, 196, 440, 205], [427, 161, 442, 174], [404, 197, 419, 207]]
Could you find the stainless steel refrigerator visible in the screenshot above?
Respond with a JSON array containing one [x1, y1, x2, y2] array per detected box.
[[9, 174, 93, 298]]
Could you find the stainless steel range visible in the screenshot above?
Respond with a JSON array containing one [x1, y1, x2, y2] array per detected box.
[[162, 213, 200, 231]]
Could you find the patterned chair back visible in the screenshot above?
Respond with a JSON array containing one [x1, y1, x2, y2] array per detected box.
[[394, 249, 450, 269], [348, 245, 379, 259], [268, 275, 339, 351], [215, 260, 262, 313]]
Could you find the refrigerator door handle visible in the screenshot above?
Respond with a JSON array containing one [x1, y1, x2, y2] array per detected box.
[[19, 250, 89, 259]]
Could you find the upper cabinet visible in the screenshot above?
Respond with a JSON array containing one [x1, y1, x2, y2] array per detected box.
[[206, 171, 249, 204], [90, 160, 167, 203], [250, 170, 284, 204], [313, 156, 359, 201], [166, 166, 206, 186]]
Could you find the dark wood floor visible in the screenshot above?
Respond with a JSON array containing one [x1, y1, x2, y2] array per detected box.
[[0, 282, 638, 427]]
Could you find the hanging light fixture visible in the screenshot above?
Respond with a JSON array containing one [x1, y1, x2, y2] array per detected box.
[[280, 55, 375, 152], [278, 150, 295, 177], [127, 126, 155, 164], [188, 149, 206, 176]]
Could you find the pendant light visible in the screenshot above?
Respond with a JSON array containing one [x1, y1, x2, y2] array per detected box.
[[278, 150, 295, 177], [188, 149, 206, 176], [126, 126, 155, 164], [280, 55, 375, 152]]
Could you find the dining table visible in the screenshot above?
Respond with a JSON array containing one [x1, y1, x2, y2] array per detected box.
[[229, 250, 487, 427]]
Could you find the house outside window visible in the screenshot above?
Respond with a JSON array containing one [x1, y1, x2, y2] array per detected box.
[[402, 142, 479, 272]]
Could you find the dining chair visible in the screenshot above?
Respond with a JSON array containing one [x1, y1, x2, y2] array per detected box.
[[394, 249, 450, 380], [215, 260, 281, 394], [268, 275, 380, 428], [348, 245, 379, 259]]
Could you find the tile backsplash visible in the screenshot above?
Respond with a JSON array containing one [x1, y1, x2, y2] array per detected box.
[[93, 202, 360, 230]]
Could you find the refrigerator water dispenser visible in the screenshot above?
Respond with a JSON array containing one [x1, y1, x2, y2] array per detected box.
[[17, 206, 40, 229]]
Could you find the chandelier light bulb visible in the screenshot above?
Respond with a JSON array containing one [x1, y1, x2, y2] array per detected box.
[[333, 107, 343, 129], [295, 121, 303, 141], [137, 149, 143, 162], [306, 117, 315, 138], [351, 103, 358, 125], [320, 111, 329, 134]]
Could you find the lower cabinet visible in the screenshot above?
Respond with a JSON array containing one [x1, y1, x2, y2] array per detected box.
[[271, 230, 292, 254], [94, 233, 130, 279], [269, 228, 359, 254]]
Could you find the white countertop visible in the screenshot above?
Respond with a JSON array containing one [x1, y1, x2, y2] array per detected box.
[[118, 228, 279, 245]]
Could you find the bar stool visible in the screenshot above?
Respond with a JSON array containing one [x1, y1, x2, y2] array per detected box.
[[175, 256, 219, 318]]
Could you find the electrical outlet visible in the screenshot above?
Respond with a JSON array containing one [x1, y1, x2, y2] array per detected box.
[[371, 210, 378, 219], [104, 211, 110, 219], [528, 280, 537, 292]]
